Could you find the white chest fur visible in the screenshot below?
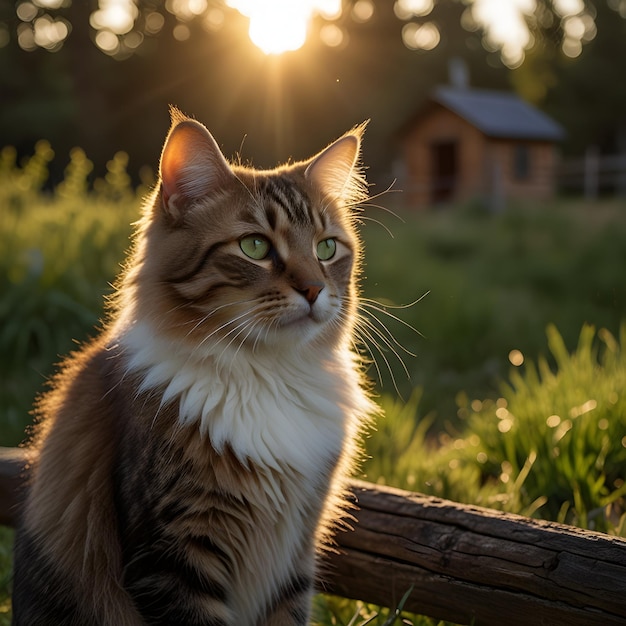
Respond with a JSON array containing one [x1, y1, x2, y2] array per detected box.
[[119, 321, 368, 477]]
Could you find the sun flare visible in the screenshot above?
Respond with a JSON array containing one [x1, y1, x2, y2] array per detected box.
[[228, 0, 341, 55]]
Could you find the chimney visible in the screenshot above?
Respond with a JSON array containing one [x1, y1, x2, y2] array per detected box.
[[449, 57, 469, 89]]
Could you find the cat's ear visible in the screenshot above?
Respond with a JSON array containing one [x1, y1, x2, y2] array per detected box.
[[159, 109, 233, 222], [305, 123, 367, 201]]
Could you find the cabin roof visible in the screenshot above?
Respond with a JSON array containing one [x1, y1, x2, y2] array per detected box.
[[431, 86, 565, 141]]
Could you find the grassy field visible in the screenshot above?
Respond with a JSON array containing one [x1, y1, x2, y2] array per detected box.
[[359, 195, 626, 423], [1, 143, 626, 624]]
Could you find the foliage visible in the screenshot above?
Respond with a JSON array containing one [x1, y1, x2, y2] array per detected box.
[[313, 588, 440, 626], [517, 0, 626, 156], [0, 142, 141, 445], [0, 529, 12, 626]]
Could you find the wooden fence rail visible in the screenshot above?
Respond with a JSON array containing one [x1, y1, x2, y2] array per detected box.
[[1, 446, 626, 625], [557, 149, 626, 198]]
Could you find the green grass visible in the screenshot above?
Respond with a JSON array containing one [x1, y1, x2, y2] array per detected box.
[[313, 588, 440, 626], [1, 143, 626, 624], [362, 324, 626, 535], [0, 529, 12, 625]]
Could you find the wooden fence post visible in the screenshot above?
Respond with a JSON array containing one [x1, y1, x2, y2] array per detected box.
[[584, 145, 600, 199]]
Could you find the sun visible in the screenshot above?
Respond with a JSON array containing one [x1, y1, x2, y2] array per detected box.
[[228, 0, 341, 55]]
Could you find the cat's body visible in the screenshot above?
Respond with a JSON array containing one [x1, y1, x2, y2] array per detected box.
[[12, 111, 374, 625]]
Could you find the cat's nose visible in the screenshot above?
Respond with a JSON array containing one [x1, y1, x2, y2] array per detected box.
[[296, 283, 324, 305]]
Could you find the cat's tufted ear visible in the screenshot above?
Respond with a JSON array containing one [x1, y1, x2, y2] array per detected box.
[[305, 123, 366, 202], [159, 108, 233, 222]]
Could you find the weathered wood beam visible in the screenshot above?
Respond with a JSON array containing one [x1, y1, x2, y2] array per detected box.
[[0, 447, 28, 527], [1, 448, 626, 625], [325, 480, 626, 625]]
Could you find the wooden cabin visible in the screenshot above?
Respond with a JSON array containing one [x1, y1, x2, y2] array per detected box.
[[398, 87, 565, 209]]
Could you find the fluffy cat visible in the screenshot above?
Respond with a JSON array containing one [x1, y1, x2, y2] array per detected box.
[[12, 109, 376, 625]]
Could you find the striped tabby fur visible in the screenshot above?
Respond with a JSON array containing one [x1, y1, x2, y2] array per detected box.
[[12, 109, 375, 625]]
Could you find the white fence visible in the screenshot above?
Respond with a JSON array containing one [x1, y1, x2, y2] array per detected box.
[[558, 147, 626, 198]]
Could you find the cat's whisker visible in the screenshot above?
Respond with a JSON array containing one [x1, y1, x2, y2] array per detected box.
[[331, 313, 384, 381], [253, 317, 278, 354], [184, 298, 258, 339], [227, 318, 263, 368], [361, 292, 430, 311], [359, 305, 424, 357], [355, 199, 404, 224], [332, 178, 404, 238], [354, 214, 395, 238], [337, 289, 424, 398], [217, 316, 267, 378], [356, 313, 413, 379], [240, 318, 273, 363], [160, 300, 194, 317], [213, 314, 264, 373], [251, 322, 266, 354], [361, 180, 398, 204], [185, 311, 213, 337], [352, 318, 405, 398], [356, 307, 414, 367], [191, 303, 266, 357], [232, 170, 266, 215], [332, 309, 388, 390], [342, 181, 399, 214], [359, 295, 427, 339], [356, 339, 385, 386]]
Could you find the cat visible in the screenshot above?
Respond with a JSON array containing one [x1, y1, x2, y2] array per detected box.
[[12, 108, 377, 625]]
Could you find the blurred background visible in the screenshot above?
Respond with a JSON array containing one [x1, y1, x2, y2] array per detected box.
[[2, 1, 626, 621], [2, 0, 625, 186]]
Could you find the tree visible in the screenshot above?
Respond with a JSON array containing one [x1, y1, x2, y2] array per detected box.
[[547, 1, 626, 155], [510, 0, 626, 155]]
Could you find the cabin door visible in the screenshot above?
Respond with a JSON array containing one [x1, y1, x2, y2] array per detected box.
[[430, 141, 458, 204]]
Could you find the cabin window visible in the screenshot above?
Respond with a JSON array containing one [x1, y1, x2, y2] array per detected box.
[[514, 144, 531, 180]]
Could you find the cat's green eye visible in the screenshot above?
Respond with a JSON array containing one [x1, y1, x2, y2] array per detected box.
[[240, 235, 271, 260], [316, 238, 337, 261]]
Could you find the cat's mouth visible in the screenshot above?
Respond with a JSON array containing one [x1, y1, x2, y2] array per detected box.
[[277, 303, 330, 332], [280, 309, 317, 327]]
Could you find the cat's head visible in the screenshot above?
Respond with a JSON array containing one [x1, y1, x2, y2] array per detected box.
[[125, 109, 367, 357]]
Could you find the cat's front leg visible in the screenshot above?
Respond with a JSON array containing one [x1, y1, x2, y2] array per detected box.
[[260, 605, 310, 626], [121, 540, 237, 626], [258, 573, 314, 626]]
